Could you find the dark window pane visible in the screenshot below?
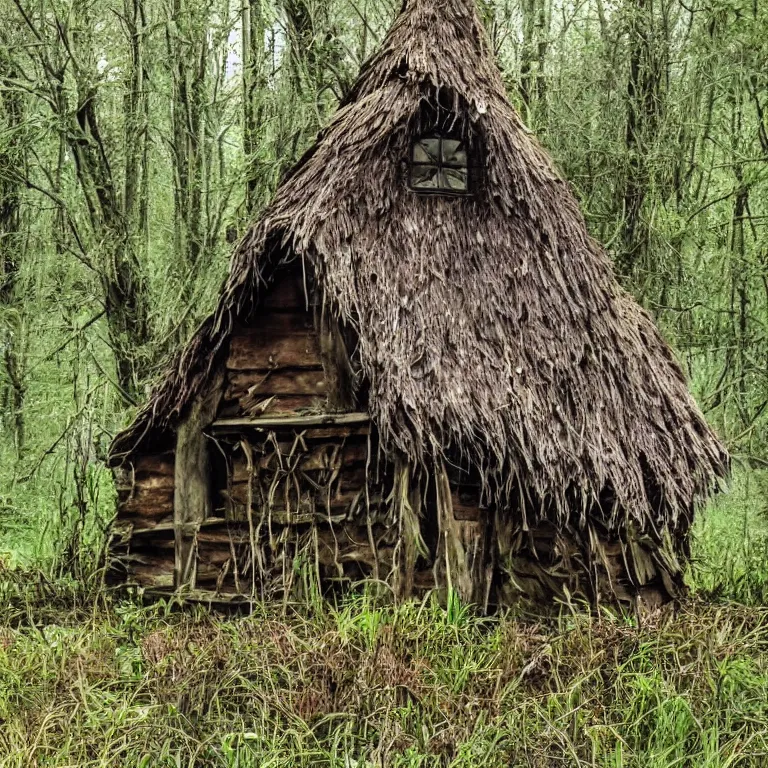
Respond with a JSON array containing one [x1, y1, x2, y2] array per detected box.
[[442, 139, 467, 166], [441, 167, 468, 192], [411, 164, 441, 188], [413, 138, 440, 164]]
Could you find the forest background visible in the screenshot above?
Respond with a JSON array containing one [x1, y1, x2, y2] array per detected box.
[[0, 0, 766, 573], [1, 0, 768, 764]]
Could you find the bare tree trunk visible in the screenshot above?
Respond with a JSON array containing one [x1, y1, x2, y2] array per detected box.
[[123, 0, 150, 248], [616, 0, 664, 281], [167, 0, 210, 274], [8, 0, 153, 398], [0, 43, 28, 453], [519, 0, 535, 113], [243, 0, 268, 216], [518, 0, 550, 126], [536, 0, 549, 108], [280, 0, 346, 161], [69, 77, 151, 397]]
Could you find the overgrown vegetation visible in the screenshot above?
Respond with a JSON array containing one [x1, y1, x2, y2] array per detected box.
[[0, 477, 767, 766], [2, 573, 768, 766]]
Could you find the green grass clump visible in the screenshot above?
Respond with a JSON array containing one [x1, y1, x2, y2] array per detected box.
[[689, 468, 768, 604], [1, 574, 768, 767]]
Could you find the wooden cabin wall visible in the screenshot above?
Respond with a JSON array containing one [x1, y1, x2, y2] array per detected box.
[[494, 517, 672, 608], [110, 451, 176, 589], [195, 266, 384, 596], [111, 264, 383, 599], [427, 465, 673, 609], [110, 262, 667, 607], [199, 422, 392, 596], [220, 269, 328, 419]]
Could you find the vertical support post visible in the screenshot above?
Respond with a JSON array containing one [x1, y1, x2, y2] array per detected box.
[[174, 371, 224, 591], [316, 302, 357, 411], [392, 460, 426, 602], [435, 464, 492, 610]]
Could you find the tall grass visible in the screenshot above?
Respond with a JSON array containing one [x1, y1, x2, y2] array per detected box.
[[1, 572, 768, 767], [689, 468, 768, 604]]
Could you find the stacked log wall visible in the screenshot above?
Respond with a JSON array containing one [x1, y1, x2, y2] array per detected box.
[[220, 271, 328, 419], [194, 267, 383, 596], [199, 423, 387, 597], [110, 452, 176, 588]]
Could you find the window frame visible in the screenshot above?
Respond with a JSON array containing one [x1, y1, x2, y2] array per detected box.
[[408, 133, 472, 197]]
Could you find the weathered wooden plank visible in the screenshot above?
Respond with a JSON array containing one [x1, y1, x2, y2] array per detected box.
[[237, 394, 325, 418], [226, 369, 327, 401], [119, 452, 174, 478], [133, 455, 174, 479], [317, 304, 358, 410], [227, 331, 322, 371], [130, 516, 226, 535], [196, 529, 252, 545], [217, 425, 371, 441], [130, 565, 175, 589], [224, 499, 384, 522], [197, 545, 232, 568], [212, 412, 370, 430], [113, 454, 175, 512], [218, 395, 316, 419], [298, 425, 372, 439], [174, 370, 225, 591], [115, 473, 175, 494], [437, 466, 492, 609], [140, 587, 257, 605], [118, 487, 174, 518]]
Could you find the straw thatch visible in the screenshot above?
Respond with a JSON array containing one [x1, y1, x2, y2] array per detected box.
[[111, 0, 728, 551]]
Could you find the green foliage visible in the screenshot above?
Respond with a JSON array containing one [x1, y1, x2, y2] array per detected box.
[[690, 469, 768, 605]]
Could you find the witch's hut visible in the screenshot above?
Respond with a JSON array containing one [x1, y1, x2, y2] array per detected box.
[[108, 0, 728, 608]]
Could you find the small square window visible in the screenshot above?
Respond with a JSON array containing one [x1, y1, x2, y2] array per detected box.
[[410, 134, 471, 195]]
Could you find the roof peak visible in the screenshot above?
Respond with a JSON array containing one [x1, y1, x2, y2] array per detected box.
[[348, 0, 498, 105], [400, 0, 478, 11], [396, 0, 484, 35]]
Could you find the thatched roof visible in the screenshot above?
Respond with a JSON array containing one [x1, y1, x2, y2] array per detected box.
[[111, 0, 728, 534]]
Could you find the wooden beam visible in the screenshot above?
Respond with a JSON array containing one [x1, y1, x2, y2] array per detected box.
[[132, 516, 231, 536], [226, 369, 328, 399], [436, 464, 493, 610], [174, 370, 225, 591], [138, 587, 260, 607], [318, 303, 357, 410], [211, 412, 370, 431]]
